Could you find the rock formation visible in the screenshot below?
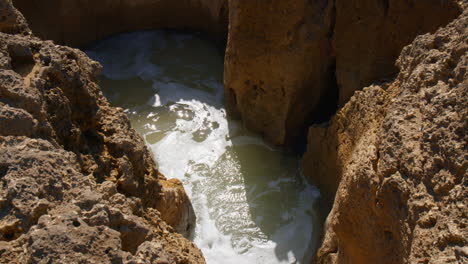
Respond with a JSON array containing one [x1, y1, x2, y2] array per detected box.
[[2, 0, 467, 263], [12, 0, 228, 47], [303, 7, 467, 263], [225, 0, 461, 146], [224, 0, 335, 146], [0, 1, 204, 263]]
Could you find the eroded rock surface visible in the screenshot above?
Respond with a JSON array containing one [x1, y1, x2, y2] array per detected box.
[[0, 1, 203, 263], [225, 0, 461, 146], [304, 8, 467, 263], [12, 0, 462, 147]]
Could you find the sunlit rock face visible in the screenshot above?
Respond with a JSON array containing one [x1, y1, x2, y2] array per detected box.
[[224, 0, 335, 147], [3, 0, 467, 263], [304, 8, 468, 264], [0, 1, 203, 263]]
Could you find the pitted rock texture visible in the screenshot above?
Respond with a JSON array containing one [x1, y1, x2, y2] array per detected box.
[[0, 1, 203, 263], [12, 0, 228, 47], [0, 0, 28, 34], [225, 0, 461, 146], [304, 9, 467, 264]]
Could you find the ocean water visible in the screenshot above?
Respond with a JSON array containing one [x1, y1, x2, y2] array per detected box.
[[85, 30, 321, 264]]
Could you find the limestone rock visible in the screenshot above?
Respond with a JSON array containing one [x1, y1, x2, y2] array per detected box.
[[0, 0, 29, 34], [304, 9, 467, 264], [333, 0, 461, 106], [224, 0, 335, 146], [225, 0, 461, 147], [0, 1, 204, 262], [155, 179, 196, 239], [12, 0, 462, 150]]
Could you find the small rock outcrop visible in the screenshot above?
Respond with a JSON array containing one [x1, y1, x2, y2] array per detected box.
[[303, 8, 467, 263], [0, 1, 203, 263]]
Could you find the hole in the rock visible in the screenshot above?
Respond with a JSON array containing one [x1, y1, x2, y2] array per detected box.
[[83, 29, 322, 263], [0, 165, 8, 178], [382, 0, 389, 16], [8, 44, 35, 77], [310, 60, 339, 126], [72, 220, 81, 227], [3, 231, 15, 241], [82, 130, 104, 154], [44, 72, 61, 90]]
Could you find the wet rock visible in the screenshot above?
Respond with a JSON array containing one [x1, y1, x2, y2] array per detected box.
[[155, 179, 196, 238]]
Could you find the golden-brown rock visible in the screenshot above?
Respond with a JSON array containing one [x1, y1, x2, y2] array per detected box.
[[0, 1, 204, 262], [304, 9, 467, 263], [225, 0, 335, 146], [224, 0, 461, 147], [155, 178, 196, 238], [333, 0, 461, 106]]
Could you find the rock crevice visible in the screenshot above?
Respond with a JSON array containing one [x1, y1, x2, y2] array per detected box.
[[225, 0, 461, 147], [304, 8, 467, 263]]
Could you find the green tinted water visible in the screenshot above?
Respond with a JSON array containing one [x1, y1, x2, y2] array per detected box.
[[86, 30, 320, 264]]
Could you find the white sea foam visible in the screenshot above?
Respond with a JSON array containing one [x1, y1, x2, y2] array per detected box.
[[86, 30, 320, 264]]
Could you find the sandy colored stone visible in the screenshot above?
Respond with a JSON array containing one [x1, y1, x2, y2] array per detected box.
[[304, 9, 467, 264], [225, 0, 461, 147], [333, 0, 461, 106], [0, 1, 204, 262], [10, 0, 462, 149], [155, 178, 196, 239], [224, 0, 335, 146]]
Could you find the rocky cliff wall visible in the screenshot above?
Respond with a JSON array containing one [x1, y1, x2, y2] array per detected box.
[[304, 8, 467, 263], [3, 0, 467, 263], [0, 1, 204, 263], [224, 0, 335, 146], [12, 1, 462, 148], [225, 0, 461, 146], [12, 0, 228, 47]]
